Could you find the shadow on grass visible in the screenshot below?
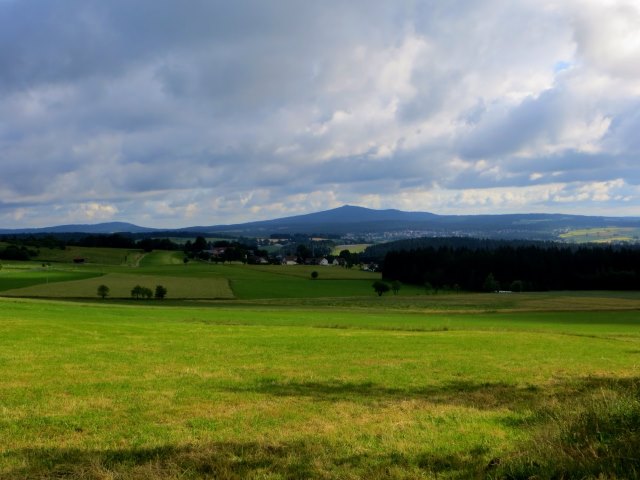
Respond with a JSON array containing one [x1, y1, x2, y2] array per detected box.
[[493, 376, 640, 480], [228, 377, 548, 411], [3, 378, 638, 479], [230, 375, 640, 411], [2, 441, 485, 480]]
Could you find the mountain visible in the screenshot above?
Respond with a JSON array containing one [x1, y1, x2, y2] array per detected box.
[[0, 222, 156, 235], [188, 205, 640, 240], [181, 205, 438, 233]]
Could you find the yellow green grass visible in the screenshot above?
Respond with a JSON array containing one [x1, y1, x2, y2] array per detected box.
[[0, 297, 638, 479], [560, 227, 640, 243], [331, 243, 371, 254]]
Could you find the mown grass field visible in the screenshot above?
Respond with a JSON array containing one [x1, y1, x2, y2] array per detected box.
[[1, 249, 639, 479]]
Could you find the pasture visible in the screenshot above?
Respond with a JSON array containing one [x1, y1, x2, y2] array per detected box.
[[1, 250, 639, 478]]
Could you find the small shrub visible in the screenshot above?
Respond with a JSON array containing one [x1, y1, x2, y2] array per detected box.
[[311, 271, 319, 280]]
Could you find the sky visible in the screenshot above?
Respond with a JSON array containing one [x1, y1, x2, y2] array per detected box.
[[1, 0, 640, 228]]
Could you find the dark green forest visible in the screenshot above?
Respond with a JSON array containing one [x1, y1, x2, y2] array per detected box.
[[382, 242, 640, 291]]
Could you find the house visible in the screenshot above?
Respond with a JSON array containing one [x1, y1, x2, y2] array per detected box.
[[248, 255, 269, 265], [282, 256, 298, 265], [318, 258, 329, 266], [210, 247, 227, 257]]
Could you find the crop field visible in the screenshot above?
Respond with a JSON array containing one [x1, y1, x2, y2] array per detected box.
[[0, 267, 101, 293], [1, 250, 639, 479], [0, 252, 386, 300], [35, 246, 145, 266]]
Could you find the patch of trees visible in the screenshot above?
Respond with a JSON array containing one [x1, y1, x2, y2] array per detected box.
[[0, 244, 38, 260], [382, 244, 640, 291], [362, 237, 558, 263], [129, 284, 168, 300], [137, 238, 181, 252], [279, 241, 333, 260], [66, 234, 181, 251], [0, 234, 67, 259], [338, 249, 361, 268], [71, 234, 136, 249], [183, 237, 259, 263], [0, 234, 65, 250]]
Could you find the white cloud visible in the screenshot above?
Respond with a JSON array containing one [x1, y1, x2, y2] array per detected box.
[[0, 0, 639, 227], [74, 203, 119, 221]]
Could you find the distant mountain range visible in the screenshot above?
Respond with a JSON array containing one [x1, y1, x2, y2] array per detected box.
[[2, 205, 640, 241], [0, 221, 156, 235]]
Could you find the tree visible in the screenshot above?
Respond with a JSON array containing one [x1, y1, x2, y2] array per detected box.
[[391, 280, 401, 295], [483, 272, 499, 292], [372, 280, 390, 296], [311, 271, 319, 280], [131, 285, 144, 299], [131, 285, 152, 299], [97, 284, 110, 299], [296, 244, 312, 261], [193, 236, 208, 252], [155, 285, 167, 300], [339, 249, 358, 268]]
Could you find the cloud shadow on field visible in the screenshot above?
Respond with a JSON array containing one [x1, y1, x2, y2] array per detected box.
[[1, 440, 482, 480], [226, 376, 611, 411]]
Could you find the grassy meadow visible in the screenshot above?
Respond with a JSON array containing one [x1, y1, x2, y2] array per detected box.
[[1, 249, 639, 479]]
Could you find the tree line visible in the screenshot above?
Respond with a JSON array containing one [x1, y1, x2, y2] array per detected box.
[[382, 243, 640, 291]]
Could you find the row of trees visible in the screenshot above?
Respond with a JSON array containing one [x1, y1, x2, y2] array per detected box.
[[0, 244, 38, 260], [382, 244, 640, 291], [97, 284, 167, 299]]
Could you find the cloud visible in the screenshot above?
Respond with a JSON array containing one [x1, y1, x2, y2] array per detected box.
[[0, 0, 639, 227]]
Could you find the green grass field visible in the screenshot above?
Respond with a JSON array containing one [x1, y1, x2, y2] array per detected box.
[[1, 249, 639, 479]]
